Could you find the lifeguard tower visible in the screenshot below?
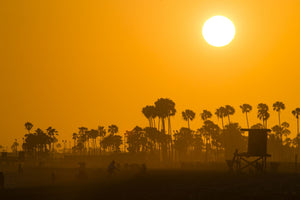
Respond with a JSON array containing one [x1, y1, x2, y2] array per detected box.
[[229, 129, 271, 173]]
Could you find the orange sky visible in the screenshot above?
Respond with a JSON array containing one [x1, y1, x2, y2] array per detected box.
[[1, 0, 300, 148]]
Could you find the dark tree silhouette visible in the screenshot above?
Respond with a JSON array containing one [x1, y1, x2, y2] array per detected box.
[[72, 133, 78, 148], [215, 107, 226, 129], [225, 105, 235, 124], [200, 110, 212, 121], [182, 109, 195, 129], [98, 126, 106, 153], [292, 108, 300, 136], [154, 98, 176, 135], [257, 103, 270, 128], [142, 105, 157, 128], [273, 101, 285, 125], [108, 124, 118, 136], [240, 104, 252, 128], [25, 122, 33, 134], [46, 127, 58, 152]]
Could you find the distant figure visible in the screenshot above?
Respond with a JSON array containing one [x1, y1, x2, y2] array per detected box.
[[0, 172, 4, 189], [51, 171, 56, 184], [107, 160, 118, 177], [18, 163, 23, 175]]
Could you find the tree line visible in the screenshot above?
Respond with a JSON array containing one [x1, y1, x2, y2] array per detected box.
[[18, 99, 300, 162]]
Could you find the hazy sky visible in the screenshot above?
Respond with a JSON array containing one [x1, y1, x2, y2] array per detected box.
[[1, 0, 300, 147]]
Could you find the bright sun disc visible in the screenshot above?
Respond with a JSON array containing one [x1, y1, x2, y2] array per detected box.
[[202, 16, 235, 47]]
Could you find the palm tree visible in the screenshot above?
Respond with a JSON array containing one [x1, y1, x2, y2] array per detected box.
[[200, 110, 212, 121], [225, 105, 235, 124], [155, 98, 175, 134], [292, 108, 300, 136], [257, 103, 269, 128], [182, 109, 195, 129], [273, 101, 285, 125], [108, 124, 118, 136], [215, 107, 226, 129], [142, 105, 157, 127], [98, 126, 106, 153], [281, 122, 291, 141], [25, 122, 33, 134], [72, 133, 78, 149], [240, 104, 252, 128], [88, 129, 99, 154], [46, 127, 58, 151], [78, 127, 88, 151], [166, 99, 176, 136]]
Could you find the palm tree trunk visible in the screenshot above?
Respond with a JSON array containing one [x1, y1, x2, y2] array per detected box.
[[278, 111, 281, 126], [168, 116, 171, 135], [162, 118, 166, 133], [187, 119, 190, 129], [228, 116, 230, 124], [221, 117, 224, 129], [158, 118, 161, 131], [297, 118, 299, 136], [246, 112, 249, 129]]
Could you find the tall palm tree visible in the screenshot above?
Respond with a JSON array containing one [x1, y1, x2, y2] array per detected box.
[[154, 98, 175, 134], [78, 127, 88, 150], [292, 108, 300, 136], [25, 122, 33, 134], [98, 126, 106, 153], [240, 104, 252, 128], [166, 99, 176, 136], [88, 129, 99, 154], [182, 109, 195, 129], [273, 101, 285, 125], [200, 110, 212, 121], [72, 133, 78, 148], [142, 105, 157, 127], [225, 105, 235, 124], [257, 103, 269, 128], [108, 124, 118, 136], [46, 127, 58, 151], [215, 107, 226, 129]]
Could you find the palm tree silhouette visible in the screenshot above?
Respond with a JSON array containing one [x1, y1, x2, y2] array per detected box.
[[225, 105, 235, 124], [78, 127, 88, 151], [98, 126, 106, 153], [200, 110, 212, 121], [154, 98, 175, 134], [108, 124, 118, 136], [257, 103, 269, 128], [292, 108, 300, 136], [46, 127, 58, 151], [240, 104, 252, 128], [142, 105, 157, 128], [25, 122, 33, 134], [182, 109, 195, 129], [215, 107, 226, 129], [72, 133, 78, 148], [273, 101, 285, 125]]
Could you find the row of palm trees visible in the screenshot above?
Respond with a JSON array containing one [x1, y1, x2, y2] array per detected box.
[[71, 125, 122, 154], [22, 122, 58, 153], [19, 99, 300, 162]]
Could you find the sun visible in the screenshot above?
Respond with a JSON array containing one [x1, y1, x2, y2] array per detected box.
[[202, 16, 235, 47]]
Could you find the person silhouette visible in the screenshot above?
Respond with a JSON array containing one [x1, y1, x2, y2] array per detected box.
[[0, 172, 4, 189], [107, 160, 118, 177]]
